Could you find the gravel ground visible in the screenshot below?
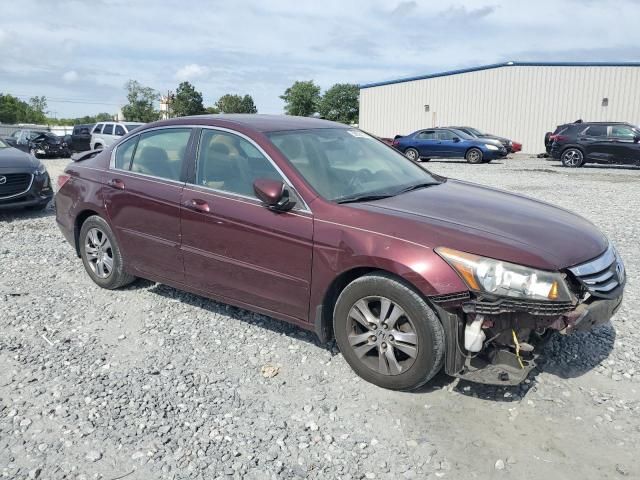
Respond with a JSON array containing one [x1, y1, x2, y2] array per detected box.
[[1, 154, 639, 480]]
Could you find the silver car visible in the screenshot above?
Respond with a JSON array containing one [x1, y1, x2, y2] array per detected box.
[[90, 122, 143, 150]]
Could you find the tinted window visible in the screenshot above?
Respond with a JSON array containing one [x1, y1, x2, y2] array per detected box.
[[610, 125, 636, 138], [436, 130, 456, 140], [115, 125, 126, 136], [584, 125, 607, 137], [103, 124, 114, 135], [195, 129, 282, 197], [93, 124, 103, 134], [114, 135, 139, 170], [417, 131, 435, 140], [130, 129, 191, 181]]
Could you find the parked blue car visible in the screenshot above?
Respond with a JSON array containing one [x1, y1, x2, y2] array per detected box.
[[392, 128, 507, 164]]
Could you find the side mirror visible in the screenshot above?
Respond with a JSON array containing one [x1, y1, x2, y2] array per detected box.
[[253, 178, 296, 212], [452, 137, 460, 142], [634, 135, 640, 143]]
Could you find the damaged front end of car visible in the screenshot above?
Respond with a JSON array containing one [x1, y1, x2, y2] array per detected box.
[[430, 245, 625, 385]]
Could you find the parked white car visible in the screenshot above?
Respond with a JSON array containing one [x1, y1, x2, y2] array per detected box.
[[90, 122, 144, 150]]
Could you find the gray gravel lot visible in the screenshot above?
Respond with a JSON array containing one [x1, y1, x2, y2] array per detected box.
[[1, 154, 639, 480]]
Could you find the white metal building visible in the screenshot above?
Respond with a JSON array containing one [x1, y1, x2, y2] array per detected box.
[[359, 62, 640, 154]]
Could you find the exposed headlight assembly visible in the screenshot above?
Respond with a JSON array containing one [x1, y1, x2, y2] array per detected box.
[[436, 247, 573, 302], [35, 163, 47, 175], [485, 144, 499, 151]]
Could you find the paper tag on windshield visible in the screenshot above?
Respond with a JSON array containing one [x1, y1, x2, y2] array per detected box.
[[347, 130, 371, 139]]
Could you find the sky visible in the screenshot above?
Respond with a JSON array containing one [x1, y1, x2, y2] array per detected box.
[[1, 0, 640, 118]]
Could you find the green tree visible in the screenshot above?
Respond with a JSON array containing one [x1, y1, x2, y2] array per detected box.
[[214, 94, 257, 114], [172, 82, 205, 117], [27, 96, 48, 123], [0, 93, 49, 124], [121, 80, 160, 122], [280, 80, 321, 117], [204, 106, 220, 114], [318, 83, 359, 124]]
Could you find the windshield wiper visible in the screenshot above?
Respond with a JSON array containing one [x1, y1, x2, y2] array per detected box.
[[335, 193, 395, 204], [395, 182, 440, 195]]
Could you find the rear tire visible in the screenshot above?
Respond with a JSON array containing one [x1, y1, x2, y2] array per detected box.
[[79, 215, 135, 289], [333, 272, 445, 391], [404, 148, 420, 162], [465, 148, 483, 164], [561, 148, 584, 167], [94, 144, 103, 150]]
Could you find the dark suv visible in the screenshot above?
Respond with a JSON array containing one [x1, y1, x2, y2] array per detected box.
[[550, 122, 640, 167]]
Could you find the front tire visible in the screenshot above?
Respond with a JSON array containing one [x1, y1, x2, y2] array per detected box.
[[561, 148, 584, 167], [404, 148, 420, 162], [333, 272, 445, 391], [79, 215, 135, 289], [465, 148, 483, 164]]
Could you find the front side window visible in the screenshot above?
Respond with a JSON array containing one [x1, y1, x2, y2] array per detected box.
[[437, 130, 456, 140], [103, 124, 114, 135], [610, 125, 636, 139], [195, 129, 283, 197], [268, 128, 439, 202], [114, 135, 139, 170], [93, 124, 103, 134], [129, 128, 191, 181]]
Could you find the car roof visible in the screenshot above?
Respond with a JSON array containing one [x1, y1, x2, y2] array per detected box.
[[144, 114, 349, 133]]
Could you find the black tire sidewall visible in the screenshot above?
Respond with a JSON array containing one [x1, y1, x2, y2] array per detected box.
[[333, 274, 444, 391], [466, 148, 483, 164], [79, 215, 132, 289]]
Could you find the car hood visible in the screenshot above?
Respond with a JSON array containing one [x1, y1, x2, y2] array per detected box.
[[481, 134, 509, 144], [352, 179, 608, 270], [0, 147, 39, 169]]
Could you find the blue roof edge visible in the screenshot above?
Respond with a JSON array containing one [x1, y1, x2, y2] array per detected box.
[[359, 61, 640, 89]]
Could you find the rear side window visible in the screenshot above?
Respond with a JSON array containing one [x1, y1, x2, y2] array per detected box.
[[93, 124, 103, 134], [610, 125, 636, 138], [417, 131, 435, 140], [114, 135, 139, 170], [583, 125, 607, 136], [115, 125, 126, 136], [103, 124, 114, 135], [130, 128, 191, 181]]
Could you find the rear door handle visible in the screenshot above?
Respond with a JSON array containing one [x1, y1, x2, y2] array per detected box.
[[184, 198, 210, 213], [108, 178, 125, 190]]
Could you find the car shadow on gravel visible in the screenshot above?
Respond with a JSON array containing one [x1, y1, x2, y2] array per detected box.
[[0, 205, 55, 221], [424, 160, 504, 165], [144, 282, 336, 352]]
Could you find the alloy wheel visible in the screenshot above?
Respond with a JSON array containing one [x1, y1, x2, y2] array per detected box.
[[405, 149, 418, 161], [346, 296, 418, 376], [84, 227, 114, 278], [562, 149, 583, 167], [467, 150, 480, 163]]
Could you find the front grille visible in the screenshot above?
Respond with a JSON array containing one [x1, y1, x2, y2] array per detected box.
[[568, 245, 624, 298], [463, 298, 574, 316], [0, 173, 33, 199]]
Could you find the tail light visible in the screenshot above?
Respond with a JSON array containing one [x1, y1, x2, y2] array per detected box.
[[57, 174, 71, 189], [392, 139, 400, 147], [550, 134, 568, 142]]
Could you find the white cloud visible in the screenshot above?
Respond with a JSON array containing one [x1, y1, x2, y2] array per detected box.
[[62, 70, 78, 83], [174, 64, 209, 81]]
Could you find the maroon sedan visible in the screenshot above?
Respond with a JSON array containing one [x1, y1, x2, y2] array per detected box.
[[56, 115, 625, 390]]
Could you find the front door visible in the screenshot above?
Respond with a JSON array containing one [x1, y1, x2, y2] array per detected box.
[[608, 124, 640, 165], [436, 129, 465, 158], [103, 127, 194, 282], [579, 124, 611, 163], [180, 128, 314, 321]]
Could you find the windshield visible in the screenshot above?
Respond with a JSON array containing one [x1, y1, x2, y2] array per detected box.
[[125, 124, 142, 132], [465, 127, 485, 136], [268, 128, 440, 202]]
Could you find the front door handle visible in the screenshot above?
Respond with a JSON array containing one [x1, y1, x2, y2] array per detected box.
[[184, 198, 210, 213], [108, 178, 125, 190]]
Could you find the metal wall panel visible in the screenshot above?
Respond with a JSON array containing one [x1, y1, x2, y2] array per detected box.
[[359, 65, 640, 154]]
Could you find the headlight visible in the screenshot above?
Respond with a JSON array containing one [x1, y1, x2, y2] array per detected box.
[[436, 247, 573, 302], [35, 163, 47, 175], [485, 144, 499, 151]]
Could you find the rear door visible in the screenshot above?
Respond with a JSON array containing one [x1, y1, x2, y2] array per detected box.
[[413, 130, 439, 157], [608, 125, 640, 165], [579, 124, 611, 162], [180, 127, 314, 321], [103, 127, 195, 282]]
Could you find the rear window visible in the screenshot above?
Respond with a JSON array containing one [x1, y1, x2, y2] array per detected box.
[[583, 125, 607, 136]]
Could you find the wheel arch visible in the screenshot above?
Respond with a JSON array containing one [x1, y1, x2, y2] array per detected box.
[[73, 209, 102, 256]]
